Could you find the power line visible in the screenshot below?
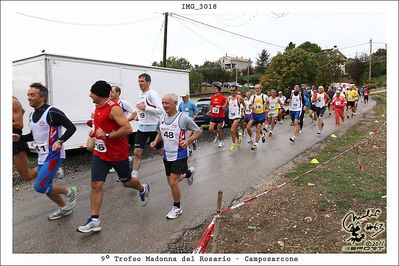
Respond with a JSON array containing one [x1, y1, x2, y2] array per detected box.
[[170, 12, 285, 49], [16, 12, 161, 26], [150, 20, 165, 59], [339, 42, 370, 50]]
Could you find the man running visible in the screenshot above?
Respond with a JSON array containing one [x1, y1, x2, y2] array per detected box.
[[331, 89, 347, 126], [208, 83, 227, 148], [363, 86, 370, 104], [78, 80, 150, 233], [227, 84, 246, 151], [133, 73, 164, 180], [242, 91, 254, 143], [12, 96, 36, 181], [12, 83, 77, 220], [247, 84, 268, 151], [109, 85, 137, 173], [299, 86, 309, 134], [312, 86, 330, 135], [265, 89, 281, 137], [326, 85, 335, 115], [150, 94, 202, 219], [288, 84, 303, 142], [178, 93, 200, 153], [346, 86, 358, 118], [277, 91, 286, 124]]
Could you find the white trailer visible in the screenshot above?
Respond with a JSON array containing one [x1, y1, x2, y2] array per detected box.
[[13, 54, 190, 150]]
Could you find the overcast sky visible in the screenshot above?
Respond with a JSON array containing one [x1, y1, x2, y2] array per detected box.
[[1, 1, 393, 67]]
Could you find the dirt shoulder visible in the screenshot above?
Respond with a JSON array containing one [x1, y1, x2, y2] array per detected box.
[[167, 94, 387, 254]]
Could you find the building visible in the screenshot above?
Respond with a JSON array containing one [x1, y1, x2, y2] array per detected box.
[[321, 46, 348, 75], [218, 54, 252, 72]]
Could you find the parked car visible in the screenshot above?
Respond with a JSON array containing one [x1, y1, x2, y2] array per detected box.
[[194, 98, 230, 128]]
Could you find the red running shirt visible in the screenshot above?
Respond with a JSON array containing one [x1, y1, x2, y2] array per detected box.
[[93, 99, 128, 161], [210, 94, 227, 118]]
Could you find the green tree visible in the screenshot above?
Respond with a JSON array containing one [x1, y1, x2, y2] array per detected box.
[[315, 51, 346, 85], [345, 58, 365, 84], [285, 42, 296, 52], [152, 56, 192, 70], [195, 61, 230, 83], [297, 41, 322, 53], [189, 70, 204, 93], [371, 48, 386, 77], [261, 48, 317, 95], [255, 49, 271, 73]]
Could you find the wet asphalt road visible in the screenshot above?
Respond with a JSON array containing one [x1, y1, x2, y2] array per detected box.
[[12, 99, 377, 253]]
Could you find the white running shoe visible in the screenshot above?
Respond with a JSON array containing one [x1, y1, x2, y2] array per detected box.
[[55, 167, 64, 179], [317, 129, 321, 135], [138, 183, 150, 206], [289, 136, 295, 143], [48, 207, 73, 220], [77, 218, 101, 233], [66, 186, 77, 210], [218, 141, 224, 148], [213, 136, 218, 144], [166, 206, 183, 219], [187, 167, 195, 185]]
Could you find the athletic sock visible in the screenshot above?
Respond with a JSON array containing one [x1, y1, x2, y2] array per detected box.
[[173, 202, 181, 208], [185, 169, 192, 179], [91, 215, 99, 219]]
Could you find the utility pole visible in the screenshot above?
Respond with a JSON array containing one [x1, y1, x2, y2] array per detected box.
[[247, 59, 250, 89], [235, 68, 238, 83], [163, 12, 169, 68], [368, 38, 372, 81]]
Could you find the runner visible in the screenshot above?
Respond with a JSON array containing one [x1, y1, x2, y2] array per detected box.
[[265, 89, 281, 137], [288, 84, 303, 143], [150, 94, 202, 219], [299, 86, 309, 134], [109, 85, 137, 173], [312, 86, 330, 135], [309, 86, 318, 124], [208, 82, 227, 148], [12, 83, 77, 220], [331, 89, 347, 126], [346, 86, 358, 118], [133, 73, 164, 180], [352, 86, 360, 116], [326, 85, 335, 115], [243, 91, 254, 144], [247, 84, 268, 151], [227, 84, 246, 151], [178, 92, 200, 154], [78, 80, 150, 233], [277, 91, 286, 124], [12, 96, 37, 181], [363, 86, 370, 104]]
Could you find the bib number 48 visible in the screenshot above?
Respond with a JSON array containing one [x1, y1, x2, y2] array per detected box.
[[163, 131, 174, 139]]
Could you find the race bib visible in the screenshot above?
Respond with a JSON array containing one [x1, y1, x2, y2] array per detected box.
[[94, 138, 107, 153], [212, 107, 220, 114], [34, 141, 49, 155], [245, 109, 252, 115], [163, 130, 176, 141], [292, 103, 298, 107], [335, 101, 341, 106], [254, 104, 262, 110], [138, 111, 146, 119]]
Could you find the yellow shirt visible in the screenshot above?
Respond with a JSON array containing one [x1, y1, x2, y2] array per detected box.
[[347, 90, 359, 102], [251, 94, 267, 114]]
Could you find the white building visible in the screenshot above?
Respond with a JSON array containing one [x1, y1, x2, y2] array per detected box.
[[218, 54, 252, 72]]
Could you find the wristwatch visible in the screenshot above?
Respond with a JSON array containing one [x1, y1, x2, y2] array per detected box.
[[58, 139, 64, 145], [105, 133, 110, 140]]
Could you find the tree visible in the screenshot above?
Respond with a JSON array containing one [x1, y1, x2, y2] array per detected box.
[[189, 70, 204, 93], [297, 41, 322, 54], [345, 58, 365, 84], [315, 51, 346, 85], [371, 48, 386, 77], [285, 42, 296, 52], [255, 49, 271, 73], [260, 48, 318, 95], [152, 56, 192, 70], [195, 61, 230, 83]]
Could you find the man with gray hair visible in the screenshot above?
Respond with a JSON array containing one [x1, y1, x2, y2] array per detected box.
[[150, 93, 202, 219]]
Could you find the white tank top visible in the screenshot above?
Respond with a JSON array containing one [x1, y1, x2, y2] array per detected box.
[[160, 112, 188, 161], [30, 106, 65, 164], [228, 96, 241, 119], [289, 92, 302, 112], [315, 93, 326, 108], [244, 97, 252, 115], [137, 89, 163, 125], [268, 97, 279, 114]]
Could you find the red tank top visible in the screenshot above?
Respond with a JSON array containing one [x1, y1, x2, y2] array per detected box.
[[93, 99, 128, 161]]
